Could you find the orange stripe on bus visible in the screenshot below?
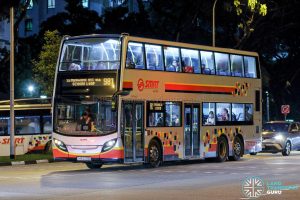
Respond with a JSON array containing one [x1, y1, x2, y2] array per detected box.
[[165, 83, 235, 94]]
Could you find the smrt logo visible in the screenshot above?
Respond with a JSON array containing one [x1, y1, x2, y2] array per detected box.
[[137, 78, 145, 91], [137, 78, 159, 91]]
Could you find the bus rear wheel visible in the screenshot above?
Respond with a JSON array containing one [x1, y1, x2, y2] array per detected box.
[[229, 137, 243, 161], [148, 140, 162, 168], [86, 163, 103, 169], [216, 136, 228, 162]]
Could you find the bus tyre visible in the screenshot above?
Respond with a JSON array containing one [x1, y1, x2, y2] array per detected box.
[[282, 141, 291, 156], [229, 137, 243, 161], [216, 136, 228, 162], [86, 163, 103, 169], [148, 140, 162, 168]]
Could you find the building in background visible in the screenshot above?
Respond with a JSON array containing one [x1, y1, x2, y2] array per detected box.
[[0, 0, 145, 44]]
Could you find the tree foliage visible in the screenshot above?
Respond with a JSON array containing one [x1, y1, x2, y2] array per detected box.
[[39, 0, 100, 36], [32, 30, 61, 96]]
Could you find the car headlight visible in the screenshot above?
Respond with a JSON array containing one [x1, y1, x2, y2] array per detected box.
[[53, 138, 68, 152], [102, 139, 117, 152], [274, 135, 284, 141]]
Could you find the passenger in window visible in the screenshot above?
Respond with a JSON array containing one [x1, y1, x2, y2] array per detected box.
[[172, 114, 180, 126], [245, 106, 253, 121], [126, 57, 135, 68], [111, 62, 120, 69], [182, 60, 193, 73], [69, 63, 81, 70], [202, 64, 210, 74], [167, 59, 179, 72], [147, 55, 156, 70], [219, 108, 229, 121], [205, 111, 215, 125], [156, 114, 164, 126], [95, 61, 107, 70]]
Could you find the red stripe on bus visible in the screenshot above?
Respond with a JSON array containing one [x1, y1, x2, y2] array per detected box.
[[53, 148, 68, 158], [100, 149, 124, 159], [165, 83, 235, 94], [123, 81, 133, 89]]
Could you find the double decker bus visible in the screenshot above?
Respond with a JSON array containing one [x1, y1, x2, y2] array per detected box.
[[0, 98, 52, 156], [52, 34, 262, 169]]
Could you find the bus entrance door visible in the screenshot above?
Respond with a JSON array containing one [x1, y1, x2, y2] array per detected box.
[[123, 102, 144, 163], [184, 104, 200, 158]]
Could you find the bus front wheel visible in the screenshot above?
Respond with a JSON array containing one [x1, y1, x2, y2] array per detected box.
[[216, 136, 228, 162], [86, 163, 103, 169], [148, 140, 162, 168]]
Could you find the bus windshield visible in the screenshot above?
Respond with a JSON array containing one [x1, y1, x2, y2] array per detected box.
[[59, 37, 121, 71], [54, 96, 117, 136]]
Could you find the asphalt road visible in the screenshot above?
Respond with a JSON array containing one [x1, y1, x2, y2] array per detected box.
[[0, 152, 300, 200]]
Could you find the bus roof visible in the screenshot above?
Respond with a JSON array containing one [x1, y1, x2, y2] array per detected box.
[[0, 98, 51, 111], [63, 33, 258, 57], [125, 35, 259, 57]]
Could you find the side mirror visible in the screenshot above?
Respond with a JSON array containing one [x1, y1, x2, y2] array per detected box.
[[113, 90, 130, 97]]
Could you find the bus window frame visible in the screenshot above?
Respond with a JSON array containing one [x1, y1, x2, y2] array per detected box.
[[146, 101, 182, 128], [59, 36, 122, 72], [201, 102, 254, 126], [0, 109, 51, 136], [123, 40, 260, 79]]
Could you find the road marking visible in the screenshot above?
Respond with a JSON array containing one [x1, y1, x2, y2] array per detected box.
[[267, 163, 300, 165], [204, 171, 213, 174]]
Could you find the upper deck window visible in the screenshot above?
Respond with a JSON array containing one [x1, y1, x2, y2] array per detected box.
[[244, 56, 257, 78], [200, 51, 215, 75], [230, 55, 244, 77], [59, 38, 120, 71], [126, 42, 145, 69], [164, 47, 181, 72], [215, 53, 230, 76], [181, 49, 200, 73], [145, 44, 164, 71]]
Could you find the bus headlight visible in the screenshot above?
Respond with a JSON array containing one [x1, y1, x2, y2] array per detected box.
[[102, 139, 117, 152], [273, 134, 284, 141], [53, 138, 68, 152]]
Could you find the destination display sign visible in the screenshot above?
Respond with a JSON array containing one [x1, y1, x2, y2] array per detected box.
[[149, 102, 163, 111], [62, 77, 115, 87], [58, 72, 118, 95]]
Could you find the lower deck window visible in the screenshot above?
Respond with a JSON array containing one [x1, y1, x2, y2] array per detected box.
[[147, 101, 181, 127], [202, 102, 254, 126]]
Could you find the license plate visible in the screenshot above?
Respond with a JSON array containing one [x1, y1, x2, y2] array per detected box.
[[77, 157, 91, 161]]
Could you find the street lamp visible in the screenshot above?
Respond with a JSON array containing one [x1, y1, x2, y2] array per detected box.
[[212, 0, 218, 47], [28, 85, 34, 93], [10, 6, 15, 159]]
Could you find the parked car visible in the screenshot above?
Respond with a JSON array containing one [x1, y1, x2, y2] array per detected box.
[[261, 121, 300, 156]]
